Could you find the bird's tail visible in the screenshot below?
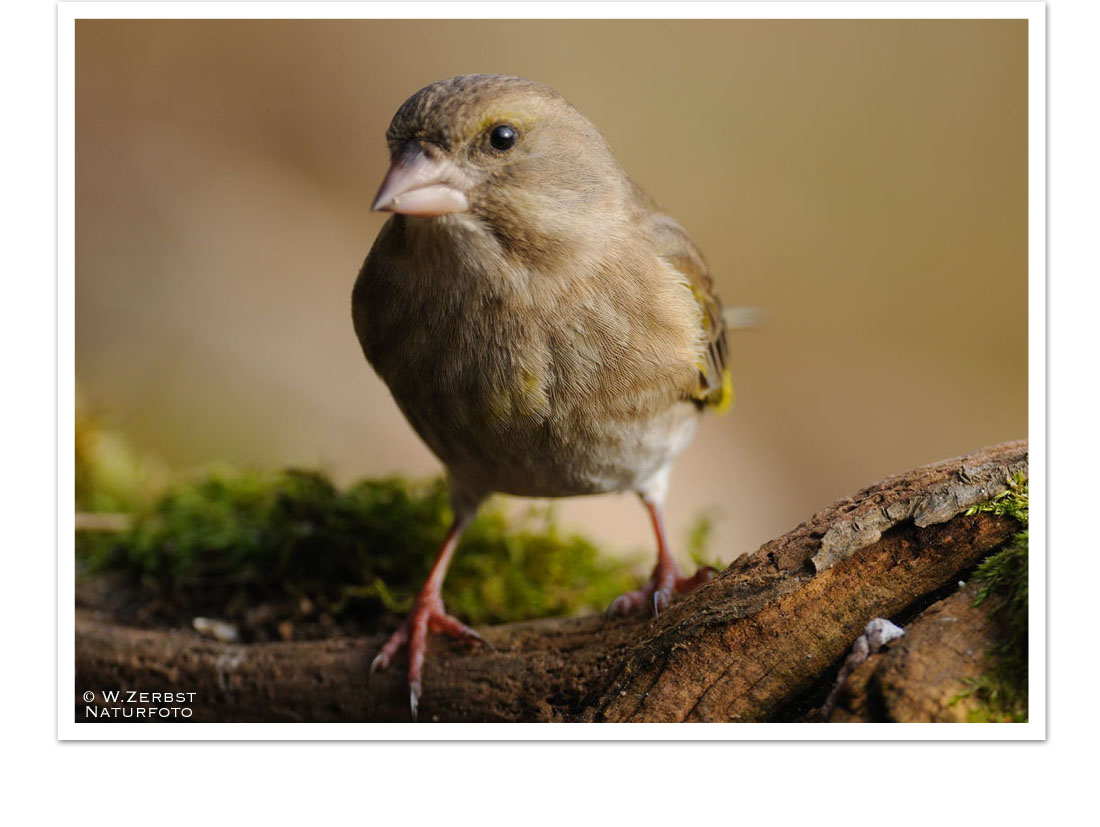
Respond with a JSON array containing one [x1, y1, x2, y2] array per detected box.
[[722, 306, 764, 331]]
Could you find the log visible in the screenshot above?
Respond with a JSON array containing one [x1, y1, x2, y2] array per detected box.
[[75, 440, 1026, 723]]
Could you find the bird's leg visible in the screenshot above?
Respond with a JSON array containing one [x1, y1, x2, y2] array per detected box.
[[369, 515, 487, 721], [608, 499, 717, 617]]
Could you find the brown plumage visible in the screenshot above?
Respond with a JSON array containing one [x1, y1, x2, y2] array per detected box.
[[352, 74, 730, 719]]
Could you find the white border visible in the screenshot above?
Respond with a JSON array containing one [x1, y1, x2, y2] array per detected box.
[[58, 1, 1046, 741], [55, 1, 1043, 21], [1025, 1, 1046, 736]]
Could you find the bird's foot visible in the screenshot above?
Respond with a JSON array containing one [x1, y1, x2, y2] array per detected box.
[[370, 595, 489, 721], [607, 565, 717, 618]]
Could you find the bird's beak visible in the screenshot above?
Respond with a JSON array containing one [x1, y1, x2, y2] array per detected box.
[[371, 143, 470, 217]]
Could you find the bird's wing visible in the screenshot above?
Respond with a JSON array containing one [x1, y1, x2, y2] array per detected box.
[[645, 205, 732, 412]]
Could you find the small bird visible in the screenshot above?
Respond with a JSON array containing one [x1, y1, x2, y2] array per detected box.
[[352, 75, 731, 720]]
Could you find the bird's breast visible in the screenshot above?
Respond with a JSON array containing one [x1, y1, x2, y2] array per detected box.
[[353, 218, 702, 498]]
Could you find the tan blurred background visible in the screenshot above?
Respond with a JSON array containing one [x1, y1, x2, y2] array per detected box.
[[75, 19, 1027, 563]]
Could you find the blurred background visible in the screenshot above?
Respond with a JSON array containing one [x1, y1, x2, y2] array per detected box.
[[75, 19, 1027, 564]]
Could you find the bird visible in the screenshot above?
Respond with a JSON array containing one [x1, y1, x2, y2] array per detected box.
[[352, 74, 732, 720]]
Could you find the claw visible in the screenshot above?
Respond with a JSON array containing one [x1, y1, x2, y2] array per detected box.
[[466, 628, 496, 651], [428, 611, 494, 651], [454, 623, 487, 648], [606, 594, 631, 618], [609, 567, 711, 618], [409, 680, 421, 723], [369, 620, 409, 678], [653, 587, 674, 616]]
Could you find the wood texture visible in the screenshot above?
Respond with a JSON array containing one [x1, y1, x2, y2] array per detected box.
[[75, 440, 1026, 723]]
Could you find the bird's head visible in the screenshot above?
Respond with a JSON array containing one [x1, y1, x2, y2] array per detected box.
[[371, 74, 628, 264]]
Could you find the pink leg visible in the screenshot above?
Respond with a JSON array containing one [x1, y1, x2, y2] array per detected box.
[[370, 517, 487, 721], [608, 499, 717, 617]]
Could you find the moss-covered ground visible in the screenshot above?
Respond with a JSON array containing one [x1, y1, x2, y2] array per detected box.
[[76, 417, 654, 640], [958, 473, 1029, 722]]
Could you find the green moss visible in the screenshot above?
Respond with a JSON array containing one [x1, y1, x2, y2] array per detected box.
[[77, 468, 639, 629], [965, 471, 1028, 526], [957, 473, 1029, 722]]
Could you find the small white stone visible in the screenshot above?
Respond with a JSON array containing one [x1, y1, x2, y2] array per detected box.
[[192, 616, 239, 643]]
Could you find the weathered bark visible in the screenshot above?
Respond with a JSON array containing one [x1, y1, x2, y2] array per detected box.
[[823, 584, 1013, 723], [75, 440, 1026, 723]]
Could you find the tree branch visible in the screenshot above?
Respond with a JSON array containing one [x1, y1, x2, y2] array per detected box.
[[75, 440, 1026, 723]]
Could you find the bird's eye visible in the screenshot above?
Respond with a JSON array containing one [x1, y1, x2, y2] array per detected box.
[[489, 124, 517, 151]]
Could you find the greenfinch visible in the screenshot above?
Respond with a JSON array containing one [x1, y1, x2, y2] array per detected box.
[[352, 74, 731, 720]]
